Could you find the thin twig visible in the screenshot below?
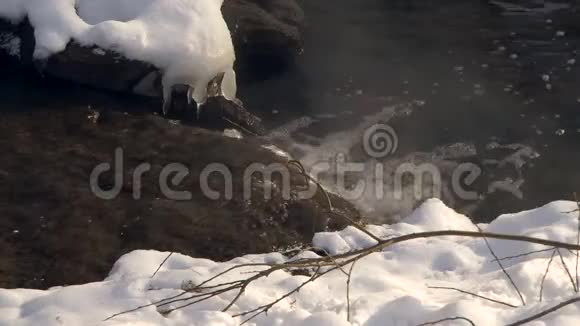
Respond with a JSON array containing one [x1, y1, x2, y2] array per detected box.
[[346, 260, 357, 322], [193, 263, 270, 289], [235, 266, 324, 325], [492, 248, 556, 263], [309, 246, 349, 276], [575, 192, 580, 293], [506, 297, 580, 326], [103, 291, 188, 321], [318, 231, 580, 264], [475, 225, 525, 306], [288, 160, 324, 236], [221, 117, 258, 136], [417, 316, 476, 326], [539, 249, 557, 302], [151, 252, 174, 279], [161, 290, 231, 314], [288, 160, 381, 242], [105, 230, 580, 321], [557, 249, 577, 292], [428, 286, 518, 308]]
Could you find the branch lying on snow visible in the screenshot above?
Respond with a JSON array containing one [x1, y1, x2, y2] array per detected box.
[[539, 249, 557, 302], [493, 247, 556, 263], [574, 192, 580, 293], [232, 266, 324, 324], [556, 248, 577, 293], [427, 286, 518, 308], [103, 188, 580, 324], [506, 297, 580, 326], [105, 229, 580, 323], [346, 260, 357, 322], [151, 252, 174, 279], [501, 246, 578, 302], [474, 224, 526, 306], [416, 316, 476, 326]]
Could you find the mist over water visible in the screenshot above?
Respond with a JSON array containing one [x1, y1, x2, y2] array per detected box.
[[243, 0, 580, 222]]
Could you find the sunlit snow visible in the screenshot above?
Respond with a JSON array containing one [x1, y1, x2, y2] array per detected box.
[[2, 199, 580, 325], [0, 0, 237, 106]]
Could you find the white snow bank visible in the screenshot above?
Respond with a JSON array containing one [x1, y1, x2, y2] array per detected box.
[[2, 199, 580, 325], [0, 0, 237, 104]]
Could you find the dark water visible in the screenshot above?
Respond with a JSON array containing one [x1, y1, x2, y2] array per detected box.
[[240, 0, 580, 221], [2, 0, 580, 222]]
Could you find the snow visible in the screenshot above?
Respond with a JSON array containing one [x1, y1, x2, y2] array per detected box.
[[0, 0, 237, 105], [223, 129, 243, 139], [2, 199, 580, 325], [0, 32, 19, 58], [490, 1, 571, 15], [262, 144, 292, 159]]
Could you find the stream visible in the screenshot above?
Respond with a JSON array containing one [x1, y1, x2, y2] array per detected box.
[[2, 0, 580, 223]]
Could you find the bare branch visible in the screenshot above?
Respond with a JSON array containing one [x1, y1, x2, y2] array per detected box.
[[575, 192, 580, 293], [193, 263, 270, 289], [428, 286, 518, 308], [235, 266, 325, 325], [556, 249, 577, 292], [310, 246, 349, 276], [539, 249, 557, 302], [328, 230, 580, 263], [161, 290, 233, 314], [221, 117, 258, 136], [417, 316, 476, 326], [105, 230, 580, 322], [103, 290, 188, 321], [346, 260, 357, 322], [475, 225, 525, 306], [151, 252, 174, 279], [506, 297, 580, 326], [492, 248, 556, 263], [287, 160, 382, 242]]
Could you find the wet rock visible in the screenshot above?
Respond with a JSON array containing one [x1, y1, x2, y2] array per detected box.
[[0, 17, 161, 97], [44, 43, 160, 96], [198, 96, 267, 135], [167, 84, 267, 136], [222, 0, 305, 77], [0, 107, 359, 289]]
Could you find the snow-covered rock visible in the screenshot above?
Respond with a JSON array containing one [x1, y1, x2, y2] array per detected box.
[[2, 199, 580, 325], [0, 0, 304, 97], [0, 0, 236, 107]]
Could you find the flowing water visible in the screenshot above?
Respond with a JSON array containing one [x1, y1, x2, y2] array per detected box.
[[241, 0, 580, 222], [2, 0, 580, 224]]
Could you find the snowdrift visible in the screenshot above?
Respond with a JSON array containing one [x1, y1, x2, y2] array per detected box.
[[2, 199, 580, 325]]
